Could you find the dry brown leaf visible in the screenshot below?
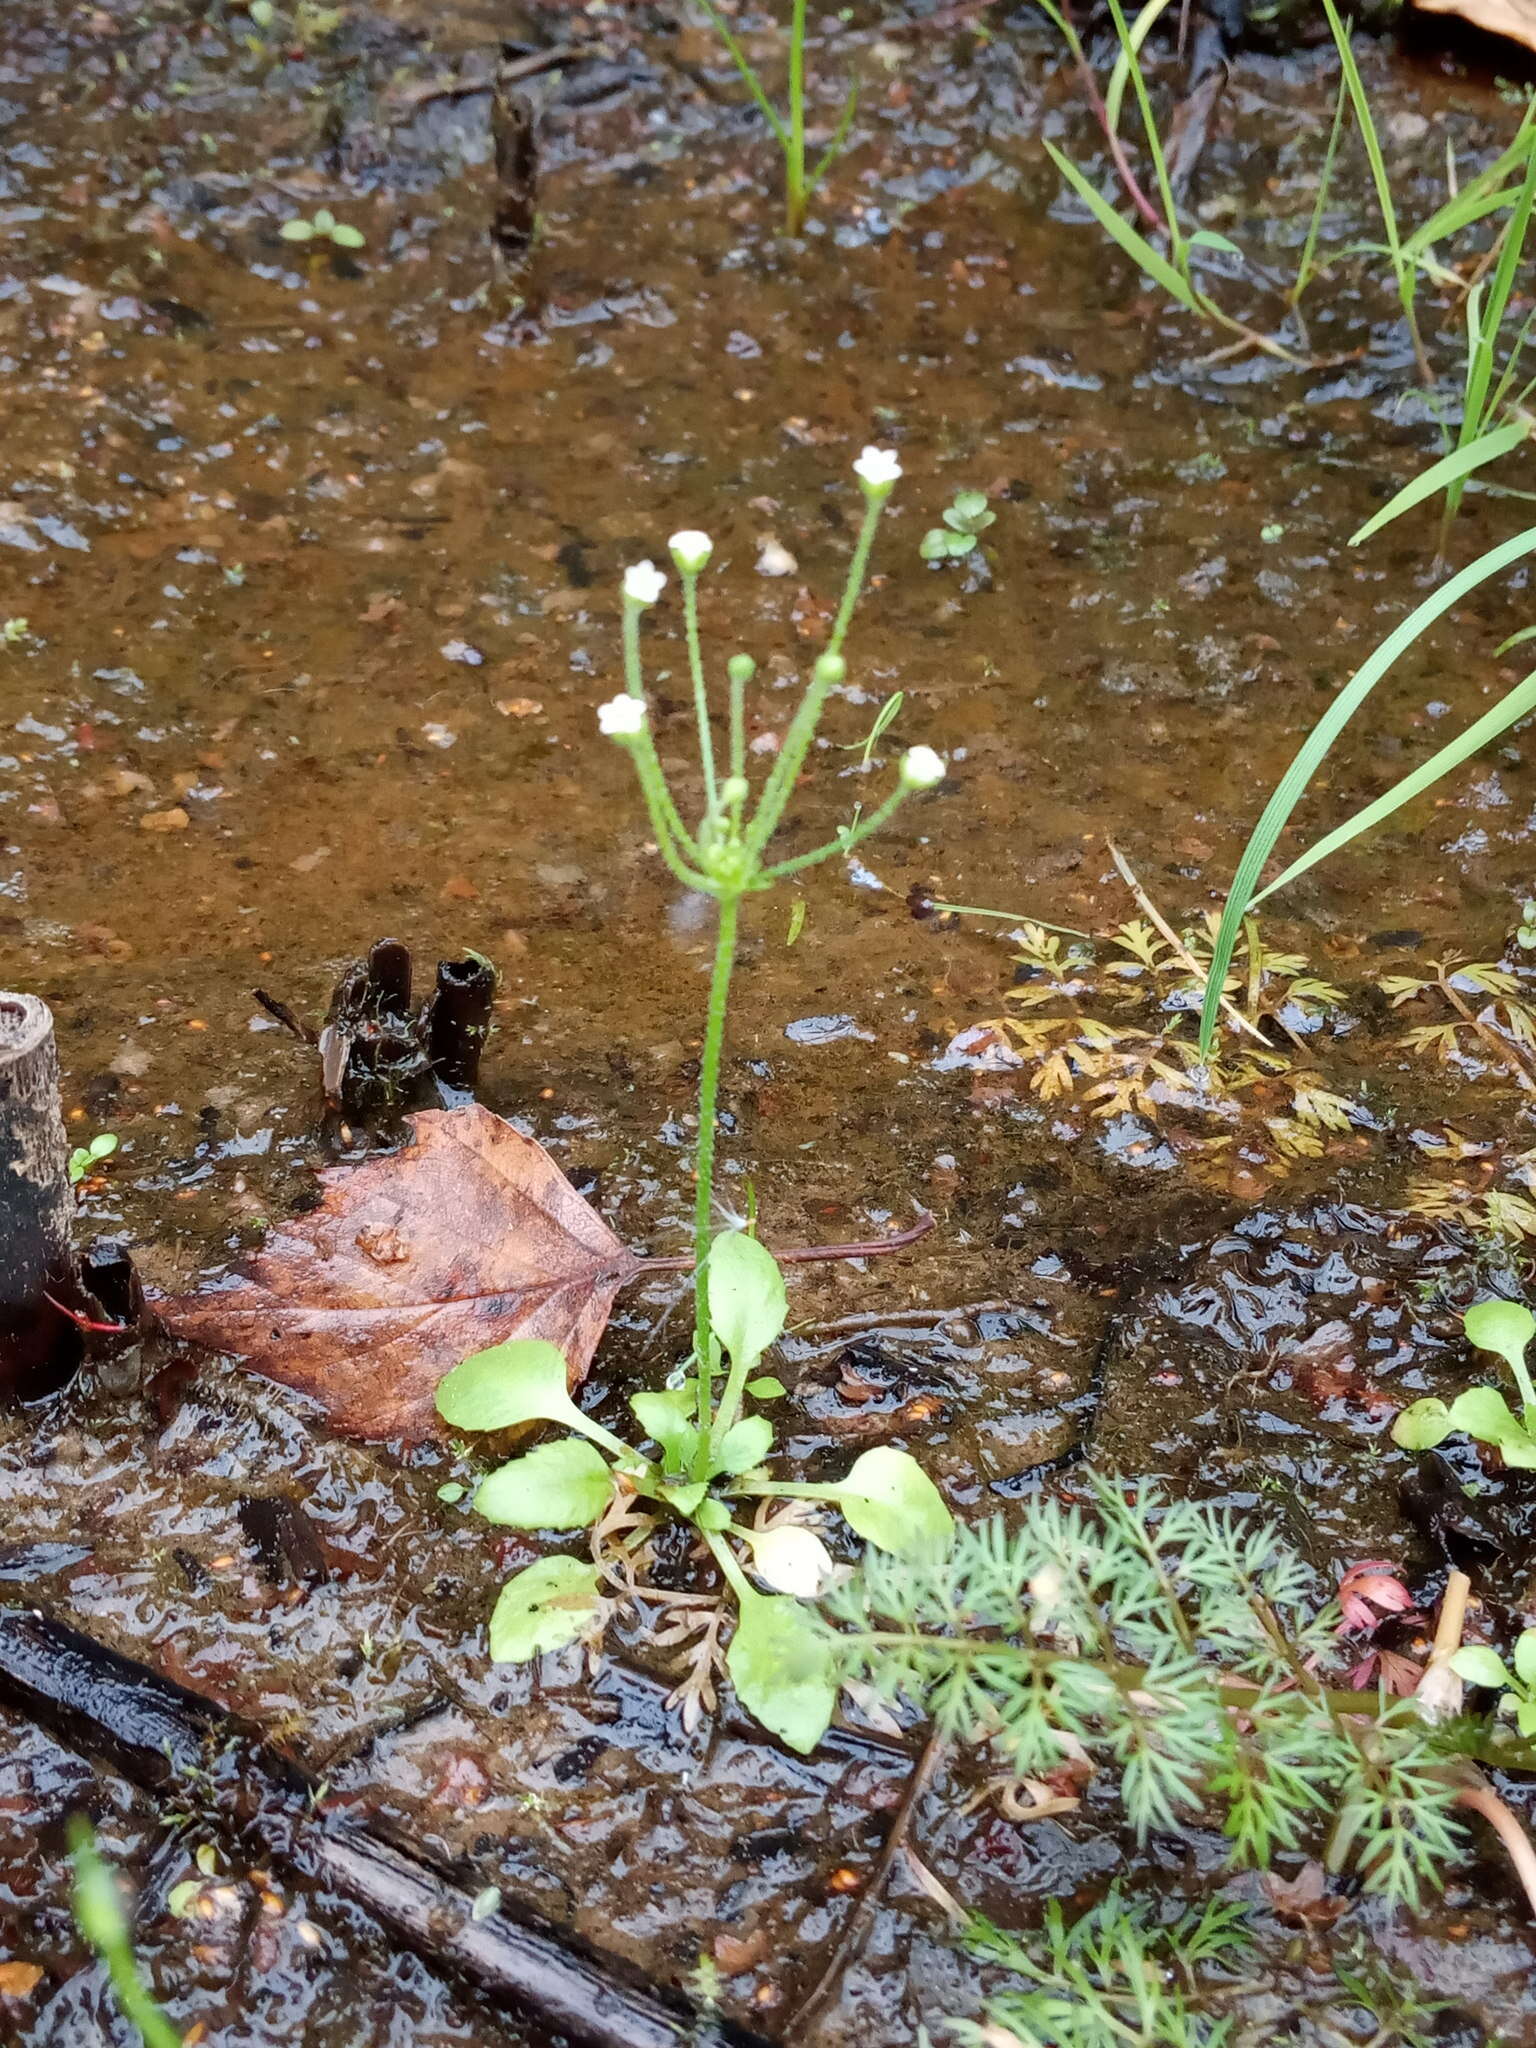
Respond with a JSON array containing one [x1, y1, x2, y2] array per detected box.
[[1263, 1858, 1347, 1926], [157, 1105, 640, 1441], [0, 1962, 44, 1999], [1414, 0, 1536, 52]]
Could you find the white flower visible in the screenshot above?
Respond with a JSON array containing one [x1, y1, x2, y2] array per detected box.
[[748, 1525, 836, 1599], [900, 745, 945, 790], [598, 694, 646, 738], [668, 529, 713, 574], [622, 560, 667, 606], [854, 444, 902, 491]]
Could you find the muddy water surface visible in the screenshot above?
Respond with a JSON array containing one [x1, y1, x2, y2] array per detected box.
[[5, 1, 1536, 2041]]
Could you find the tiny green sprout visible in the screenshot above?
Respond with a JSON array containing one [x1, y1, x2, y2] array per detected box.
[[68, 1819, 184, 2048], [1261, 522, 1286, 542], [1519, 897, 1536, 950], [920, 485, 997, 564], [1452, 1630, 1536, 1737], [69, 1131, 119, 1185], [2, 616, 28, 645], [279, 208, 366, 250], [1393, 1297, 1536, 1465]]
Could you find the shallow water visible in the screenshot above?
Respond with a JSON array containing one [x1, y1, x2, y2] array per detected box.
[[4, 0, 1536, 2040]]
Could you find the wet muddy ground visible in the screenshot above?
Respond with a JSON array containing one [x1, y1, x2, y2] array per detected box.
[[7, 0, 1536, 2041]]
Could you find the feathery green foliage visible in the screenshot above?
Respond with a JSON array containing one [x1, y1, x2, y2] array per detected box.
[[954, 1889, 1252, 2048], [823, 1480, 1468, 1906]]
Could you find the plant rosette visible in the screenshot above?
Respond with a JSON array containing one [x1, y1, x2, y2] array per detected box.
[[436, 1230, 952, 1753], [920, 487, 996, 563], [1393, 1298, 1536, 1466], [1453, 1629, 1536, 1737]]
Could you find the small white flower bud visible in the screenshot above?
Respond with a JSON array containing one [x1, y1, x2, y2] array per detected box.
[[598, 694, 646, 738], [720, 775, 750, 807], [668, 529, 713, 574], [748, 1525, 836, 1598], [812, 652, 846, 687], [853, 445, 902, 491], [622, 560, 666, 607], [900, 745, 945, 790]]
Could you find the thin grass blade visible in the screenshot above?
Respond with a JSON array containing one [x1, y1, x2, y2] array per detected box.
[[805, 77, 858, 198], [1105, 0, 1175, 137], [1043, 141, 1202, 312], [693, 0, 790, 146], [1350, 418, 1530, 545], [1252, 668, 1536, 905], [1197, 526, 1536, 1055]]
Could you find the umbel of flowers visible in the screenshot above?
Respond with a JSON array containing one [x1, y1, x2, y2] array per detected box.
[[596, 446, 944, 1374]]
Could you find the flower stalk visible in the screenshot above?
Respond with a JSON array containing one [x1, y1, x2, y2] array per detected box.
[[597, 448, 941, 1436]]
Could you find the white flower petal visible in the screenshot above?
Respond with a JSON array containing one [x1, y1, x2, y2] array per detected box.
[[668, 529, 713, 573], [853, 444, 902, 489], [598, 694, 646, 737], [622, 560, 667, 606], [900, 745, 945, 790]]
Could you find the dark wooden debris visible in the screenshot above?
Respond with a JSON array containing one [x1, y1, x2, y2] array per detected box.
[[0, 1607, 773, 2048]]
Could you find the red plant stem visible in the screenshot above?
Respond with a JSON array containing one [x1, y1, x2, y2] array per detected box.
[[632, 1210, 935, 1276], [1062, 0, 1164, 233], [43, 1292, 128, 1335]]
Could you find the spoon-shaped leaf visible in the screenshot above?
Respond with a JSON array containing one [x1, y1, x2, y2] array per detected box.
[[709, 1231, 787, 1371], [474, 1438, 614, 1530], [437, 1339, 584, 1434], [488, 1555, 602, 1662], [833, 1447, 953, 1555], [1464, 1297, 1536, 1419], [726, 1588, 838, 1753]]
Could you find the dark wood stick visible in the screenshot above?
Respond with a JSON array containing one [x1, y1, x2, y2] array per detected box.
[[0, 993, 82, 1400], [632, 1210, 935, 1275], [0, 1608, 771, 2048], [788, 1727, 948, 2035]]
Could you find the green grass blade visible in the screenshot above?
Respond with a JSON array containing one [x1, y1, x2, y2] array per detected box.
[[1403, 109, 1536, 260], [1323, 0, 1402, 268], [1292, 67, 1349, 305], [1350, 418, 1530, 544], [693, 0, 790, 147], [1104, 0, 1183, 258], [1252, 667, 1536, 905], [1044, 140, 1201, 312], [1105, 0, 1175, 138], [1197, 526, 1536, 1056], [805, 76, 858, 198]]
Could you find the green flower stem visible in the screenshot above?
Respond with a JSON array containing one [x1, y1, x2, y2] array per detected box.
[[787, 0, 808, 235], [747, 490, 888, 856], [680, 567, 719, 816], [729, 662, 748, 784], [692, 888, 743, 1456], [621, 598, 647, 697], [733, 1477, 841, 1502], [625, 733, 706, 880], [760, 782, 911, 881], [826, 487, 888, 658]]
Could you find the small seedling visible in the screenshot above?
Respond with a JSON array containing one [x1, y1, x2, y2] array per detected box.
[[68, 1818, 184, 2048], [694, 0, 857, 236], [1393, 1298, 1536, 1466], [2, 616, 28, 645], [919, 487, 995, 564], [69, 1132, 119, 1185], [279, 208, 365, 250], [1454, 1630, 1536, 1736]]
